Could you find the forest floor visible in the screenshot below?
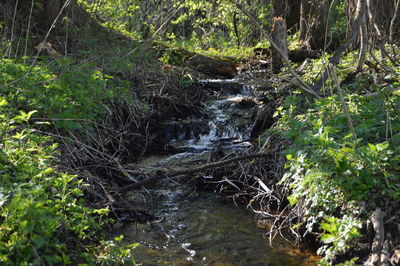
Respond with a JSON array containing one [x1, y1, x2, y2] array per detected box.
[[2, 22, 400, 264]]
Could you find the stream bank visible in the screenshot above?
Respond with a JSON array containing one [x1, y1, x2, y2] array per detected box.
[[114, 72, 319, 264]]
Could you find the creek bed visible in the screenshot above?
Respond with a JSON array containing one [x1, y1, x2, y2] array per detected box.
[[119, 190, 317, 265], [118, 77, 318, 265]]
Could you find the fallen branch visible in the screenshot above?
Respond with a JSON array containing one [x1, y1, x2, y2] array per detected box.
[[119, 152, 268, 192]]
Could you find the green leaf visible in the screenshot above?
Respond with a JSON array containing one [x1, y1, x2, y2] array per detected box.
[[0, 98, 8, 106], [288, 194, 299, 205], [321, 234, 335, 244], [320, 222, 334, 233], [286, 154, 293, 160], [42, 168, 54, 175], [368, 143, 377, 152]]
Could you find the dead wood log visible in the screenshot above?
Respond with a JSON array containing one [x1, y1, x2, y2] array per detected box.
[[380, 240, 390, 266], [271, 17, 288, 73], [158, 47, 238, 78], [119, 152, 268, 192], [186, 54, 238, 78], [365, 208, 385, 266]]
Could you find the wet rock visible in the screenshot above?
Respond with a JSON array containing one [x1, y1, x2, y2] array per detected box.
[[174, 146, 208, 153], [250, 101, 276, 139], [163, 120, 210, 140], [235, 98, 257, 109], [200, 80, 243, 95], [213, 137, 237, 143]]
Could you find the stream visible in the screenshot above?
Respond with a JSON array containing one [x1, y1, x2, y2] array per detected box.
[[117, 77, 317, 265]]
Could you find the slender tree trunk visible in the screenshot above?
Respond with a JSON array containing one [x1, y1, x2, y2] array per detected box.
[[299, 0, 332, 50], [357, 3, 368, 71], [366, 0, 386, 39], [43, 0, 64, 27], [299, 0, 311, 44], [389, 0, 400, 41], [286, 1, 301, 32], [311, 0, 367, 92], [345, 0, 359, 49], [272, 0, 287, 18], [368, 0, 394, 34], [233, 11, 241, 46], [229, 0, 265, 39]]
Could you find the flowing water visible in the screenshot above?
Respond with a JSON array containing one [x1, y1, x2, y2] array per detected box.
[[119, 78, 318, 265]]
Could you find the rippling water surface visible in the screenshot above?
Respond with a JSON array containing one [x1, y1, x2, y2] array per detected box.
[[119, 78, 318, 265]]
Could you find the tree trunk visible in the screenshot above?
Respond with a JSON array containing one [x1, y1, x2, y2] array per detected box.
[[368, 0, 394, 35], [345, 0, 359, 49], [272, 0, 300, 31], [357, 1, 368, 71], [299, 0, 310, 43], [272, 0, 287, 18], [271, 17, 288, 73], [42, 0, 64, 27], [311, 0, 367, 92], [348, 0, 395, 41], [299, 0, 332, 50], [286, 1, 301, 32], [390, 0, 400, 41]]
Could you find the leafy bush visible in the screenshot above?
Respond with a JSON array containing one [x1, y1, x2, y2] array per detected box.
[[276, 89, 400, 261], [0, 102, 137, 264], [0, 54, 140, 264], [0, 106, 89, 263], [0, 58, 131, 131]]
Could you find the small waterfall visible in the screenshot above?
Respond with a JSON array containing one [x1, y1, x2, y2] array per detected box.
[[124, 77, 316, 265]]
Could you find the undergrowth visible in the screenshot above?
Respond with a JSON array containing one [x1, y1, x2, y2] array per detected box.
[[0, 52, 142, 264], [0, 57, 133, 131], [275, 56, 400, 263], [0, 104, 137, 264]]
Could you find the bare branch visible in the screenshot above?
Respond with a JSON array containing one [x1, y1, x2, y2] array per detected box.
[[120, 152, 269, 191], [229, 0, 321, 99]]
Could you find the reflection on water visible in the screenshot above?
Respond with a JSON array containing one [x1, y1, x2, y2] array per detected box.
[[119, 192, 317, 265], [119, 78, 318, 265]]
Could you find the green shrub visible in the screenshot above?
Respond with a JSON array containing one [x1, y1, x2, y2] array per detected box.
[[0, 55, 139, 264], [0, 58, 131, 131], [276, 90, 400, 261]]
